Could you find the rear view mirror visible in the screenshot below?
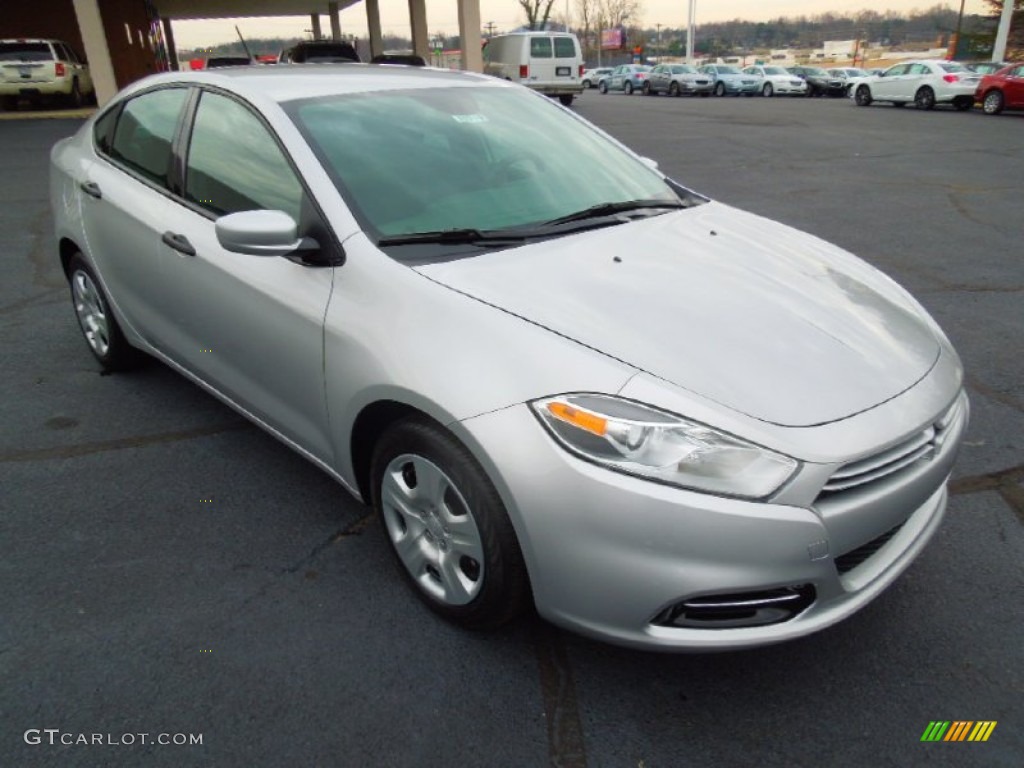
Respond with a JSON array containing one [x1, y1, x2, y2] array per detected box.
[[215, 210, 317, 257]]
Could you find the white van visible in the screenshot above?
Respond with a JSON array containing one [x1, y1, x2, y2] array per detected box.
[[484, 31, 584, 105]]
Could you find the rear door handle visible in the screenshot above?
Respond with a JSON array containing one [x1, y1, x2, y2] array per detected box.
[[161, 231, 196, 256], [80, 181, 102, 199]]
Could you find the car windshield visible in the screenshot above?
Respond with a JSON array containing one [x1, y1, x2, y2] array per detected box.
[[763, 67, 788, 75], [288, 86, 680, 243], [0, 42, 53, 61]]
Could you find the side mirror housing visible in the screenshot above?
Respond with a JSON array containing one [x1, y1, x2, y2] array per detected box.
[[215, 210, 317, 257]]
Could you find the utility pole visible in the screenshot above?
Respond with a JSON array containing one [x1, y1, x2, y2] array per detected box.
[[656, 23, 662, 62], [484, 21, 496, 37], [686, 0, 697, 65]]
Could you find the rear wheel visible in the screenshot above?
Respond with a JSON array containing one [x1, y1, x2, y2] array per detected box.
[[952, 96, 973, 112], [762, 82, 773, 97], [855, 85, 872, 106], [598, 80, 608, 94], [982, 89, 1004, 115], [67, 254, 141, 371], [914, 86, 935, 110], [582, 79, 592, 89], [371, 418, 530, 629], [558, 94, 574, 106], [67, 78, 83, 108], [624, 80, 634, 95], [642, 81, 653, 96]]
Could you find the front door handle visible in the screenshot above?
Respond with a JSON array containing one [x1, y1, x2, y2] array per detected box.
[[161, 231, 196, 256], [80, 181, 102, 199]]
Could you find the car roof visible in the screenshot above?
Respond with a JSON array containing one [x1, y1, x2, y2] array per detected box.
[[120, 65, 504, 104]]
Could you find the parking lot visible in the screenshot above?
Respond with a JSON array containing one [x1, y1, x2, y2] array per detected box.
[[2, 91, 1021, 767]]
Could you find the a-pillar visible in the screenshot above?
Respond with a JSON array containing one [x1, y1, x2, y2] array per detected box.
[[365, 0, 384, 59], [310, 13, 322, 40], [407, 0, 429, 60], [71, 0, 117, 106], [457, 0, 482, 72], [161, 18, 179, 71], [328, 1, 341, 41]]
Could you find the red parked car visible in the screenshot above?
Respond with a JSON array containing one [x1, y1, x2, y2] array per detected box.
[[975, 63, 1024, 115]]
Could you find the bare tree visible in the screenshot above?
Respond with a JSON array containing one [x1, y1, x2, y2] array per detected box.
[[519, 0, 558, 30], [601, 0, 642, 30]]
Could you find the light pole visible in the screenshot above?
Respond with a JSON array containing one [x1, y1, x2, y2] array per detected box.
[[686, 0, 697, 65], [656, 23, 662, 62]]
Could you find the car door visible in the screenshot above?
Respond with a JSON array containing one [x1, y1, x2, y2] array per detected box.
[[155, 88, 336, 462], [528, 36, 554, 83], [80, 86, 191, 345], [648, 65, 665, 92], [872, 64, 905, 99], [903, 63, 930, 100], [1005, 65, 1024, 108]]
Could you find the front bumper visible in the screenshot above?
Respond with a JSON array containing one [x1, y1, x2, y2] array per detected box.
[[457, 387, 967, 651]]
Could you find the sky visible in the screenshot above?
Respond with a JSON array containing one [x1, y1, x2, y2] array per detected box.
[[172, 1, 992, 49]]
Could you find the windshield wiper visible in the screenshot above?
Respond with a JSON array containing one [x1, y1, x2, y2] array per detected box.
[[377, 228, 529, 247], [541, 199, 686, 227]]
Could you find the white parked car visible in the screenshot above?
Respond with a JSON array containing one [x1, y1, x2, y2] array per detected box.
[[742, 65, 808, 97], [851, 60, 980, 111], [0, 38, 94, 108]]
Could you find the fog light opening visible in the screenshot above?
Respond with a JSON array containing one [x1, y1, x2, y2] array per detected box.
[[652, 585, 816, 629]]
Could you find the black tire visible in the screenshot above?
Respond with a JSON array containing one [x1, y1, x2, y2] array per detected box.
[[2, 94, 19, 111], [624, 80, 634, 95], [558, 94, 574, 106], [598, 80, 608, 94], [952, 96, 973, 112], [855, 85, 873, 107], [804, 84, 815, 97], [982, 89, 1004, 115], [669, 81, 680, 96], [67, 78, 83, 108], [892, 101, 906, 108], [67, 253, 141, 371], [582, 79, 592, 89], [642, 81, 653, 96], [762, 82, 773, 97], [914, 86, 935, 110], [713, 82, 725, 97], [371, 417, 530, 629]]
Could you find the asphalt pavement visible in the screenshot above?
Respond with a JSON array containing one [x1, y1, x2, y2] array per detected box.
[[1, 92, 1021, 767]]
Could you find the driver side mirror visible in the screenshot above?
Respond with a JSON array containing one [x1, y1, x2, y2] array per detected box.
[[215, 210, 319, 257]]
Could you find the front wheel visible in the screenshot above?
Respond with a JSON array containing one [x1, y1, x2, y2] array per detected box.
[[582, 79, 592, 89], [982, 89, 1004, 115], [762, 82, 773, 97], [669, 81, 680, 96], [371, 418, 530, 629], [914, 86, 935, 110], [642, 81, 653, 96], [68, 254, 141, 371], [624, 80, 634, 95], [713, 82, 725, 97], [855, 85, 872, 106], [598, 80, 608, 94]]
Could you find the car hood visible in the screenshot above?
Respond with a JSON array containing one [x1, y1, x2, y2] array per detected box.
[[414, 202, 940, 427]]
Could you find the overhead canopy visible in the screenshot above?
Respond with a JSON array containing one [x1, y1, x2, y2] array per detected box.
[[154, 0, 360, 20]]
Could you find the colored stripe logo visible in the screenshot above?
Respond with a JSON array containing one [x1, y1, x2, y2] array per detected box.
[[921, 721, 997, 742]]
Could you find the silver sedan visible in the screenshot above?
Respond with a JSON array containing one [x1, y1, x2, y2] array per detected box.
[[51, 66, 967, 651]]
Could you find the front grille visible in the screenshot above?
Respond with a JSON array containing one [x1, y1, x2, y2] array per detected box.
[[652, 585, 816, 629], [835, 523, 904, 574], [818, 397, 963, 499]]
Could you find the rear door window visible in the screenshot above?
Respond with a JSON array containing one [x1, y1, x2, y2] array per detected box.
[[109, 88, 189, 188], [553, 37, 576, 58], [530, 38, 553, 58], [0, 42, 53, 61]]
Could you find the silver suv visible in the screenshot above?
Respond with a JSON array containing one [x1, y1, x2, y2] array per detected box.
[[1, 39, 94, 109]]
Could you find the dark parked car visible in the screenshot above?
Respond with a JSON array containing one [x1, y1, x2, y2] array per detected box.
[[789, 66, 846, 97], [205, 56, 253, 68], [279, 40, 360, 63], [371, 53, 426, 66]]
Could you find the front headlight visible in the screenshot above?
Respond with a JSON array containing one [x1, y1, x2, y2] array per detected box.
[[531, 394, 798, 500]]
